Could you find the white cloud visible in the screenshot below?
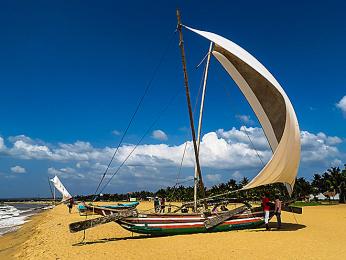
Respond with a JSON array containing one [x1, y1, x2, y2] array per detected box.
[[48, 167, 61, 175], [300, 131, 342, 163], [330, 159, 342, 167], [111, 130, 121, 136], [336, 95, 346, 115], [0, 127, 344, 188], [8, 135, 35, 144], [206, 174, 222, 183], [48, 167, 86, 179], [217, 126, 270, 150], [231, 170, 243, 180], [3, 128, 343, 170], [0, 137, 6, 151], [11, 165, 26, 174], [151, 130, 168, 141], [236, 114, 254, 125]]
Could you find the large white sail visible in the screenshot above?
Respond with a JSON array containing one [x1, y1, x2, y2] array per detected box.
[[50, 175, 72, 201], [185, 26, 301, 195]]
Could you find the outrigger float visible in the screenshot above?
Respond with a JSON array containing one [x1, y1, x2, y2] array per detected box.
[[69, 10, 302, 236]]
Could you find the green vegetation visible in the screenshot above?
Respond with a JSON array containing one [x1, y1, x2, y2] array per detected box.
[[291, 201, 322, 207]]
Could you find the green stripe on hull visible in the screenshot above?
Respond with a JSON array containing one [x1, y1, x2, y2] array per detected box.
[[119, 220, 264, 236]]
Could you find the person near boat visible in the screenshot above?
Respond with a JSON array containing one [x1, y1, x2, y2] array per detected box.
[[154, 196, 160, 213], [274, 195, 282, 229], [160, 197, 165, 213], [67, 197, 74, 213], [262, 192, 270, 230], [220, 205, 228, 211]]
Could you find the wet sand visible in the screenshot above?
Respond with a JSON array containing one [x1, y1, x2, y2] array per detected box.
[[0, 202, 345, 259]]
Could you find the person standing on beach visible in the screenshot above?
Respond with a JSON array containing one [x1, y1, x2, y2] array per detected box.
[[160, 197, 165, 213], [274, 195, 282, 229], [154, 196, 159, 213], [262, 192, 270, 231], [67, 198, 74, 214]]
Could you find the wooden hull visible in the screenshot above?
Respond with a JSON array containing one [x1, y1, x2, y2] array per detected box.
[[86, 204, 273, 235], [77, 202, 139, 216], [118, 213, 265, 235]]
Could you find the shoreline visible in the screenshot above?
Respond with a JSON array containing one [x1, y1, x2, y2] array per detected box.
[[0, 210, 48, 259], [2, 201, 55, 205]]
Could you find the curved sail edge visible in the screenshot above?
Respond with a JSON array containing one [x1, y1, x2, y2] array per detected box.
[[184, 26, 301, 195]]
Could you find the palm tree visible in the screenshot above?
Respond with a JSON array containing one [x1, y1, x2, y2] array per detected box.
[[226, 179, 238, 191], [340, 165, 346, 203], [293, 177, 312, 200], [240, 177, 250, 188], [312, 165, 346, 203]]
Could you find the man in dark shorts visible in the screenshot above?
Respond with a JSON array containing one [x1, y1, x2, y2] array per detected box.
[[160, 197, 165, 213], [274, 195, 282, 229], [67, 197, 74, 213]]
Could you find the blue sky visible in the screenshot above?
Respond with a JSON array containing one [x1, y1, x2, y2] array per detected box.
[[0, 0, 345, 198]]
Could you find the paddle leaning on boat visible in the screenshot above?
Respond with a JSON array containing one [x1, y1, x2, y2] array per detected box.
[[69, 10, 302, 236]]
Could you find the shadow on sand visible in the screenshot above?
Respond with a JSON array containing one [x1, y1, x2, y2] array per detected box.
[[72, 234, 152, 246], [72, 223, 307, 246], [249, 222, 306, 232]]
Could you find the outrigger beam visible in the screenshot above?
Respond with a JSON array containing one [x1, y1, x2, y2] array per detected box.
[[69, 209, 136, 233], [204, 205, 248, 229]]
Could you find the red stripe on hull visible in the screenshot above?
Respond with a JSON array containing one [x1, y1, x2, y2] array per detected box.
[[148, 218, 261, 229]]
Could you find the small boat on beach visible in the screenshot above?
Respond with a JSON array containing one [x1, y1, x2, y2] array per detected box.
[[77, 202, 139, 216], [69, 10, 302, 236]]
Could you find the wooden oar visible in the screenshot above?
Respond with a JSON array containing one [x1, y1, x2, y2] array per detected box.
[[69, 209, 136, 233]]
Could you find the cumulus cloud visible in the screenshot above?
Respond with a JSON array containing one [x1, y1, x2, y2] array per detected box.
[[151, 130, 168, 141], [300, 131, 342, 163], [0, 127, 344, 189], [11, 165, 26, 174], [3, 128, 343, 170], [217, 126, 270, 151], [48, 167, 86, 179], [336, 95, 346, 115]]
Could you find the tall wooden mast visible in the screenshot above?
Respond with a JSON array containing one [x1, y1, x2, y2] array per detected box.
[[176, 10, 206, 202], [193, 41, 213, 212]]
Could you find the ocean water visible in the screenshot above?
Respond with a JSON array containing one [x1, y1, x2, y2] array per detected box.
[[0, 203, 51, 236]]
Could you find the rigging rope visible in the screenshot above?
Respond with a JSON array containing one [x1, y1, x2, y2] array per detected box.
[[92, 30, 177, 200], [98, 86, 182, 195], [241, 126, 265, 167], [221, 84, 266, 168]]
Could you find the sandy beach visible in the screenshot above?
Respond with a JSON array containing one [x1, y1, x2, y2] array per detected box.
[[0, 202, 345, 260]]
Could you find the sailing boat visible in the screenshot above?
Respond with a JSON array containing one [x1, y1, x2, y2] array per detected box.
[[69, 10, 301, 235], [50, 175, 138, 215], [50, 175, 72, 202]]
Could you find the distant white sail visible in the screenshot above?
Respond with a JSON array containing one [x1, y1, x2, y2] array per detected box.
[[185, 26, 301, 195], [50, 176, 72, 201]]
